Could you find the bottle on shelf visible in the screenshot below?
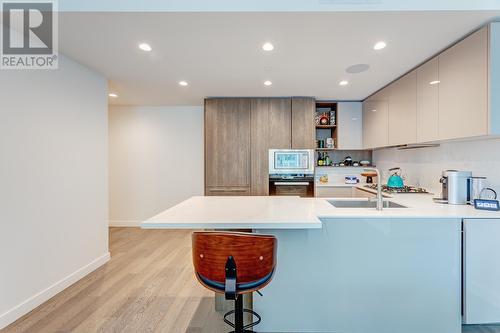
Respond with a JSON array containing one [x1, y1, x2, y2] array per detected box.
[[324, 154, 331, 166], [317, 152, 324, 166]]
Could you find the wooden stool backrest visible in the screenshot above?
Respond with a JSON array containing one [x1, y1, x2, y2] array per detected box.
[[192, 231, 277, 287]]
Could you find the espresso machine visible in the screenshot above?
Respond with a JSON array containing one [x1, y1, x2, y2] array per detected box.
[[437, 170, 472, 205]]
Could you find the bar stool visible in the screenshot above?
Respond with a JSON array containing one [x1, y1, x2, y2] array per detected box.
[[192, 231, 277, 333]]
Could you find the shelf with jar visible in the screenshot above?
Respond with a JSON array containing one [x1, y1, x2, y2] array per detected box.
[[315, 150, 373, 168], [315, 101, 337, 150]]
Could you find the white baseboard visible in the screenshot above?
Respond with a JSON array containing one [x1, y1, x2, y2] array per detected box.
[[109, 220, 140, 227], [0, 252, 110, 329]]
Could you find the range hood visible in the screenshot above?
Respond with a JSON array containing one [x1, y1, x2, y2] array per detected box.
[[396, 143, 440, 150]]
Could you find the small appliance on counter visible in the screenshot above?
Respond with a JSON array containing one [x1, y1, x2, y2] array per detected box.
[[435, 170, 472, 205], [470, 176, 488, 201], [434, 170, 497, 205]]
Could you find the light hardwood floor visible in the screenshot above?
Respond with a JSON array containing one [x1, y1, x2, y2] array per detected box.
[[2, 228, 227, 333], [3, 227, 499, 333]]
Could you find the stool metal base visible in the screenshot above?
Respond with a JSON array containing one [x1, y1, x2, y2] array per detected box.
[[223, 296, 261, 333]]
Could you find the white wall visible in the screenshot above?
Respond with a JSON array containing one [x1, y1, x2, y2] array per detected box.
[[0, 56, 109, 328], [373, 138, 500, 195], [109, 106, 204, 226]]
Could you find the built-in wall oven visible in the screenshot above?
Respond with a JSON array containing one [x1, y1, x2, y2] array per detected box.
[[268, 149, 315, 197]]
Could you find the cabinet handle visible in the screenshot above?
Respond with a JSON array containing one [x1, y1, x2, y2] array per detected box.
[[274, 182, 310, 186], [209, 188, 248, 192]]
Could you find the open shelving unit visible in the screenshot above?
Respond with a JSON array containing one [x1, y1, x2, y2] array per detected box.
[[316, 165, 374, 169], [316, 150, 373, 166], [315, 101, 338, 167], [314, 101, 373, 167], [315, 101, 337, 151]]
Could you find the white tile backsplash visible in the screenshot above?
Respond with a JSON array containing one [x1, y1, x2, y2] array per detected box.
[[315, 167, 367, 185], [373, 137, 500, 195]]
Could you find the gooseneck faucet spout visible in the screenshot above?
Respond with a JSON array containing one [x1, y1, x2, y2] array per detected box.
[[364, 167, 383, 211]]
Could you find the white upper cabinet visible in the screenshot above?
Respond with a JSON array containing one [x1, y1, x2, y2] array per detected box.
[[438, 27, 488, 140], [491, 22, 500, 135], [362, 24, 499, 148], [388, 70, 417, 146], [417, 58, 439, 142], [363, 90, 389, 149], [337, 102, 362, 149]]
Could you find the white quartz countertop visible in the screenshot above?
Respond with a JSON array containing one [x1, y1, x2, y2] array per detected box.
[[142, 196, 327, 229], [317, 191, 500, 220], [315, 182, 365, 187], [141, 190, 500, 230]]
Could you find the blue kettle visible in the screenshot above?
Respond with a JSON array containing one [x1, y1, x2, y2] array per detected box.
[[387, 167, 404, 188]]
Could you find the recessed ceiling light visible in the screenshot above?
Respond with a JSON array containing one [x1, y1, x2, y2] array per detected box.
[[373, 41, 387, 50], [346, 64, 370, 74], [108, 93, 118, 98], [371, 109, 377, 112], [138, 43, 152, 52], [429, 80, 440, 85], [179, 81, 189, 86], [264, 80, 272, 86], [339, 80, 349, 86], [262, 42, 274, 51]]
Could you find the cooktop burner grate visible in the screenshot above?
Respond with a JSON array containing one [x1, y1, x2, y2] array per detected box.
[[364, 184, 430, 194]]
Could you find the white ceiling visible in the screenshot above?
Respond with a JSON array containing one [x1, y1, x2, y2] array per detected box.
[[58, 11, 500, 106], [56, 0, 500, 12]]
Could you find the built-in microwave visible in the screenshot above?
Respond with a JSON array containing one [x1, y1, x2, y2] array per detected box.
[[268, 149, 315, 175]]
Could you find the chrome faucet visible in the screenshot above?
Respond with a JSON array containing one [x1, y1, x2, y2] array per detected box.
[[364, 167, 383, 211]]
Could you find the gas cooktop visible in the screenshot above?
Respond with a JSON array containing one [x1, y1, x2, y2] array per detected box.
[[364, 184, 431, 194]]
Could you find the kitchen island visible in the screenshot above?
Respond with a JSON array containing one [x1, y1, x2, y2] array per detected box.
[[142, 193, 500, 333]]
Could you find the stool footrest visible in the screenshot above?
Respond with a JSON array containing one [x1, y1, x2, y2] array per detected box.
[[223, 309, 261, 330]]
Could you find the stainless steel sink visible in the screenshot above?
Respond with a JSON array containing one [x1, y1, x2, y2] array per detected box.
[[328, 199, 407, 209]]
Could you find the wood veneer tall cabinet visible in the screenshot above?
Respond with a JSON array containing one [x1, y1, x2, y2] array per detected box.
[[251, 98, 292, 195], [291, 97, 316, 149], [205, 98, 251, 195], [205, 97, 314, 196]]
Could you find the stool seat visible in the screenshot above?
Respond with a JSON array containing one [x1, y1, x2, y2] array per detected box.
[[197, 269, 274, 293], [192, 231, 277, 333]]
